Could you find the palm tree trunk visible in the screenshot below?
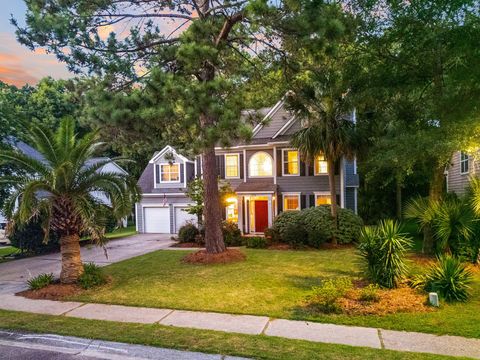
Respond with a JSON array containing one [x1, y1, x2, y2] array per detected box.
[[60, 234, 84, 283], [396, 179, 403, 220], [328, 158, 338, 245], [201, 144, 226, 254]]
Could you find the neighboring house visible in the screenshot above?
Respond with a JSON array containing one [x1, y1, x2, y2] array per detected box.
[[446, 150, 478, 195], [1, 139, 129, 226], [136, 99, 359, 234]]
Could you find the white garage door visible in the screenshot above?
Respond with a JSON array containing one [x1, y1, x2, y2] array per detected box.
[[144, 207, 170, 233], [174, 207, 197, 233]]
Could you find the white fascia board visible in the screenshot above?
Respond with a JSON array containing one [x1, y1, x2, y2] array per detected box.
[[272, 115, 297, 139], [252, 98, 285, 137], [150, 145, 192, 164]]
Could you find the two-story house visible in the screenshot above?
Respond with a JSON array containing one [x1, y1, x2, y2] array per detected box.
[[135, 99, 359, 234]]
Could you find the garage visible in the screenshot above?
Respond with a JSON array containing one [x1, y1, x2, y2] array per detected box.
[[174, 207, 197, 233], [143, 207, 170, 233]]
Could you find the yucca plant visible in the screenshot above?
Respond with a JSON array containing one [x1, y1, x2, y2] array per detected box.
[[425, 255, 473, 302], [0, 118, 139, 283], [358, 220, 412, 288], [404, 197, 440, 254]]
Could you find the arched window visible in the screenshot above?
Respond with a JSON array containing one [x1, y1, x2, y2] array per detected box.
[[249, 151, 273, 177]]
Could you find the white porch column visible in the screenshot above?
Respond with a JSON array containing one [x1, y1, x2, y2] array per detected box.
[[340, 158, 345, 208], [237, 195, 244, 233], [267, 194, 273, 228]]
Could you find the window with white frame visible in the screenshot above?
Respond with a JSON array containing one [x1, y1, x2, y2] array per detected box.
[[283, 194, 300, 211], [315, 192, 332, 206], [225, 154, 240, 178], [314, 154, 328, 175], [160, 163, 180, 182], [249, 151, 273, 177], [460, 151, 469, 174], [282, 149, 299, 175]]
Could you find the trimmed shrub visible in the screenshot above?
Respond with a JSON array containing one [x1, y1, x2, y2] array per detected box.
[[424, 255, 473, 302], [271, 206, 363, 247], [246, 236, 267, 249], [306, 277, 352, 313], [283, 221, 308, 248], [358, 220, 412, 288], [178, 222, 199, 243], [264, 227, 281, 243], [27, 273, 54, 290], [8, 219, 59, 254], [222, 221, 243, 246], [78, 263, 107, 289]]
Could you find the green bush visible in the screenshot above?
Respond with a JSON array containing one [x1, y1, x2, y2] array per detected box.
[[178, 222, 199, 243], [423, 255, 473, 302], [264, 227, 281, 243], [272, 206, 363, 247], [222, 221, 243, 246], [306, 277, 352, 313], [358, 220, 412, 288], [246, 236, 268, 249], [78, 263, 107, 289], [8, 219, 59, 254], [27, 273, 54, 290], [359, 284, 380, 302]]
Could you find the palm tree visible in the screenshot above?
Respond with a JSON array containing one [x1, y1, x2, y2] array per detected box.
[[290, 94, 355, 245], [0, 118, 139, 283]]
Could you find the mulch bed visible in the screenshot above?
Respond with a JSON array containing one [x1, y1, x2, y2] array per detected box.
[[338, 286, 432, 315], [170, 242, 203, 248], [17, 283, 83, 300], [182, 248, 246, 264]]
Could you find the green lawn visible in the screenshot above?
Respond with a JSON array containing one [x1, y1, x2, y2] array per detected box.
[[0, 309, 466, 360], [105, 225, 137, 239], [68, 248, 480, 339], [0, 246, 20, 262]]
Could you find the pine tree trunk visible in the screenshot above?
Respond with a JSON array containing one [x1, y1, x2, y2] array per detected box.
[[59, 234, 84, 284], [328, 158, 338, 245], [202, 144, 226, 254]]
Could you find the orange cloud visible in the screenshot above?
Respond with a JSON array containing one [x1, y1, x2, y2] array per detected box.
[[0, 32, 70, 87]]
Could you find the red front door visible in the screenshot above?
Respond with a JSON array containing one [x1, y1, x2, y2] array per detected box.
[[254, 200, 269, 233]]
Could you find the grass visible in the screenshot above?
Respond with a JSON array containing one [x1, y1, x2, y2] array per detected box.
[[67, 248, 480, 339], [0, 309, 466, 360], [0, 246, 20, 263], [105, 225, 137, 240]]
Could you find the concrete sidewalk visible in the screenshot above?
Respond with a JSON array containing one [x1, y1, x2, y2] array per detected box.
[[1, 294, 479, 359], [0, 234, 174, 295]]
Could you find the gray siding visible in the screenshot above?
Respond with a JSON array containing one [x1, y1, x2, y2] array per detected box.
[[345, 187, 356, 212], [344, 159, 359, 187], [447, 150, 479, 195], [136, 203, 143, 233], [186, 162, 195, 182], [254, 105, 293, 139]]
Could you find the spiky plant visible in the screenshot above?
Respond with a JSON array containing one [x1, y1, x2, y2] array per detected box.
[[425, 255, 473, 302], [358, 220, 412, 288], [0, 118, 139, 283], [404, 196, 440, 254]]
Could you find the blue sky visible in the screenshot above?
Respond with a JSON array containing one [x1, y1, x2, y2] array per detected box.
[[0, 0, 69, 87]]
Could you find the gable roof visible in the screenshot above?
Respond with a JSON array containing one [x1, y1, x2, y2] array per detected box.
[[149, 145, 193, 163]]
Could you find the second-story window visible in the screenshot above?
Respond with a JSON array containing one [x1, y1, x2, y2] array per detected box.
[[460, 151, 469, 174], [249, 151, 273, 177], [160, 163, 180, 182], [225, 154, 239, 178], [315, 154, 328, 175], [283, 149, 299, 176]]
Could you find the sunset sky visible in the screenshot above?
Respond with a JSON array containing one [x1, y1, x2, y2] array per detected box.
[[0, 1, 70, 87]]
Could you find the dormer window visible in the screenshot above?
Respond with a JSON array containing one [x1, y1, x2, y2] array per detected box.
[[160, 163, 180, 183]]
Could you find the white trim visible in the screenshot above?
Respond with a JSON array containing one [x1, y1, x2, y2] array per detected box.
[[273, 146, 277, 184], [215, 141, 290, 150], [248, 151, 274, 178], [243, 149, 247, 183], [281, 148, 300, 176], [282, 192, 301, 211], [224, 153, 241, 179], [353, 157, 357, 175], [354, 188, 358, 214], [135, 203, 139, 232], [150, 145, 192, 164], [272, 115, 297, 139], [183, 163, 187, 187], [340, 158, 345, 208], [236, 191, 276, 194], [252, 99, 285, 137], [142, 193, 187, 196]]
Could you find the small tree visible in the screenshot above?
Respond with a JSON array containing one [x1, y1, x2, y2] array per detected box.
[[1, 118, 139, 283]]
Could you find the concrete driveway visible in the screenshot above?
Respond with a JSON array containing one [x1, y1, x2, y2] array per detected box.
[[0, 234, 174, 294]]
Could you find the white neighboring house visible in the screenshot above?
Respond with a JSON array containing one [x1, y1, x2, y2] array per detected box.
[[2, 139, 129, 228]]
